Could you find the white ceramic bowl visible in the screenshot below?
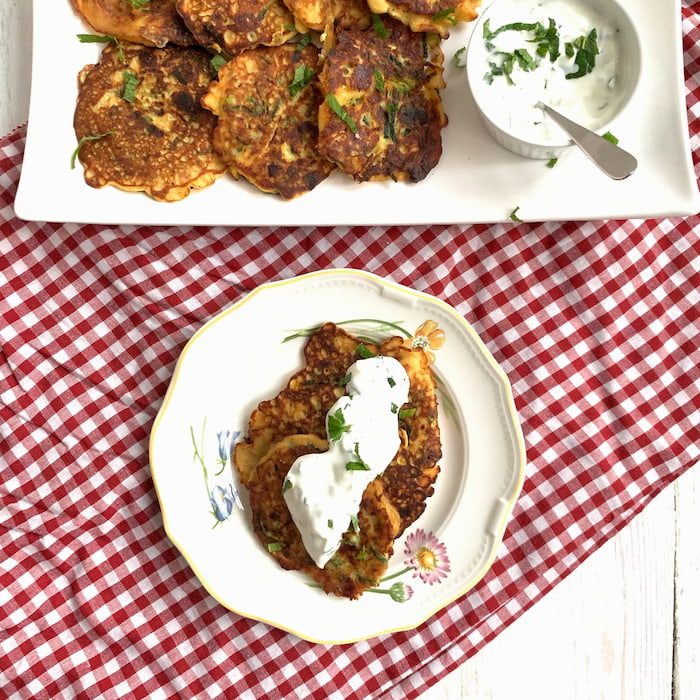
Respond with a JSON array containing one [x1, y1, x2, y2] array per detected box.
[[465, 0, 642, 159]]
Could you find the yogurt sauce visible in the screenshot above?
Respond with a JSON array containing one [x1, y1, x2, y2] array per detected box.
[[478, 0, 624, 144], [283, 356, 410, 569]]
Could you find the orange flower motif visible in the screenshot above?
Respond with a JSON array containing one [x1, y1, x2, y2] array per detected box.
[[405, 320, 445, 364]]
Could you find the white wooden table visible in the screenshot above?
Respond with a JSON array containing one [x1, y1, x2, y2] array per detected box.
[[1, 3, 697, 698]]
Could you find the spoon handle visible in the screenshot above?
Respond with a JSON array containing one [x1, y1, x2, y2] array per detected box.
[[537, 102, 637, 180]]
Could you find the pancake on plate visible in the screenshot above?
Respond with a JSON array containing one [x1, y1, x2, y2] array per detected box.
[[71, 0, 196, 47], [317, 17, 448, 183], [202, 43, 335, 199], [246, 435, 402, 599], [73, 42, 226, 201], [234, 322, 442, 598], [175, 0, 297, 57], [367, 0, 481, 37]]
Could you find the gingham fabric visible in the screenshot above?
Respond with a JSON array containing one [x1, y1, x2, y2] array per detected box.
[[1, 9, 699, 699]]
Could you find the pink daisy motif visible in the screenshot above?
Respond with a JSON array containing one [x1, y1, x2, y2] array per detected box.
[[403, 529, 451, 584]]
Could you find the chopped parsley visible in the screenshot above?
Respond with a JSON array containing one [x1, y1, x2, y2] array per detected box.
[[509, 206, 524, 223], [267, 542, 283, 552], [355, 343, 376, 359], [374, 68, 385, 93], [327, 408, 351, 442], [602, 130, 619, 144], [77, 33, 125, 60], [383, 103, 398, 142], [546, 157, 558, 168], [77, 32, 118, 45], [326, 94, 357, 134], [371, 13, 389, 39], [398, 407, 417, 419], [289, 65, 316, 96], [454, 46, 467, 69], [564, 29, 599, 79], [70, 131, 114, 169], [210, 54, 227, 74], [121, 70, 139, 103], [346, 444, 370, 471], [432, 8, 458, 26]]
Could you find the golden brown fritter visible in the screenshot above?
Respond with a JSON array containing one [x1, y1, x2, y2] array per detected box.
[[201, 44, 335, 199], [175, 0, 297, 58], [71, 0, 196, 47], [282, 0, 372, 32], [73, 42, 226, 201], [234, 322, 442, 544], [246, 435, 401, 599], [317, 17, 448, 183], [367, 0, 481, 37]]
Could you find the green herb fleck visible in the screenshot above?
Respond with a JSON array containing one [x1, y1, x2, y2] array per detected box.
[[433, 8, 457, 25], [282, 478, 293, 494], [346, 460, 371, 471], [326, 94, 357, 134], [602, 130, 619, 144], [454, 46, 467, 69], [210, 54, 227, 74], [546, 157, 558, 168], [371, 13, 388, 38], [296, 32, 312, 50], [398, 407, 417, 419], [328, 408, 351, 442], [70, 131, 114, 169], [267, 542, 283, 552], [77, 32, 118, 45], [289, 65, 316, 96], [510, 206, 524, 223], [374, 68, 385, 93], [565, 28, 599, 79], [383, 103, 398, 142], [346, 444, 370, 471], [121, 70, 139, 103], [356, 343, 375, 359]]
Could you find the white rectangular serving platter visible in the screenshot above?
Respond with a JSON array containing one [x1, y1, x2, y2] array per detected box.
[[14, 0, 700, 226]]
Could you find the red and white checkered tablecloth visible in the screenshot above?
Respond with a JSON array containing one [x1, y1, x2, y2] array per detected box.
[[2, 7, 700, 699]]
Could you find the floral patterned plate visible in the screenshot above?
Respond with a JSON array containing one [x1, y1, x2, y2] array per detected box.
[[149, 269, 526, 643]]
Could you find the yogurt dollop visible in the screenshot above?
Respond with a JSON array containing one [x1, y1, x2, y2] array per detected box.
[[283, 355, 409, 569]]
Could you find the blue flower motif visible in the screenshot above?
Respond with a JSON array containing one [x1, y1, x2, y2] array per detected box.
[[216, 430, 240, 468], [210, 484, 243, 522]]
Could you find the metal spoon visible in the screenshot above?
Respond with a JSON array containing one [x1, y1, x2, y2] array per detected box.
[[536, 102, 637, 180]]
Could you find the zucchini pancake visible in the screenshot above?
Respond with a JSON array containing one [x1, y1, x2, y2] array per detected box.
[[74, 43, 225, 201], [317, 17, 448, 183], [234, 323, 442, 599], [282, 0, 373, 32], [367, 0, 481, 37], [175, 0, 296, 57], [201, 44, 335, 199], [71, 0, 196, 47]]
